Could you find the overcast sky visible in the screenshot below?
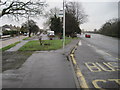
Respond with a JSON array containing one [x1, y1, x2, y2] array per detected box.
[[0, 0, 119, 31]]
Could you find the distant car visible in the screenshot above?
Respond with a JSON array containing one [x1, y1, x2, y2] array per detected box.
[[23, 33, 27, 36], [85, 34, 91, 38], [47, 31, 55, 37]]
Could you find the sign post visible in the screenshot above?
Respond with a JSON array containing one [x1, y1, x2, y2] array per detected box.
[[63, 0, 65, 52], [59, 0, 65, 53]]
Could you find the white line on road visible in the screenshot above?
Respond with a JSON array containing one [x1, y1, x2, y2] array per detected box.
[[78, 40, 82, 46], [87, 43, 120, 61], [87, 44, 112, 56]]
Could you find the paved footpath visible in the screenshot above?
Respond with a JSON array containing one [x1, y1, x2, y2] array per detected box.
[[1, 36, 27, 48], [6, 41, 28, 52], [6, 36, 37, 51], [2, 39, 80, 88]]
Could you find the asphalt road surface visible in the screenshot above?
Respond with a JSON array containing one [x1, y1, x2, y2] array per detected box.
[[75, 33, 120, 89]]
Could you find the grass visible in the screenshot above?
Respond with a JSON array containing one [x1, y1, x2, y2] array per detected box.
[[19, 39, 71, 51], [1, 41, 21, 51], [65, 36, 79, 39], [23, 37, 30, 40]]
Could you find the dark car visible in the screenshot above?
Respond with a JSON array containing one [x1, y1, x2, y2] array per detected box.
[[85, 34, 91, 38]]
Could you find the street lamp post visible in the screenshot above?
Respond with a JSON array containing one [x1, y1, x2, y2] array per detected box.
[[59, 0, 65, 52], [63, 0, 65, 52]]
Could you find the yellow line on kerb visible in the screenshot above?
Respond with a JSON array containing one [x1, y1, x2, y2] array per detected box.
[[70, 54, 77, 65], [76, 67, 89, 88], [70, 45, 89, 88], [116, 58, 120, 60], [71, 48, 75, 54]]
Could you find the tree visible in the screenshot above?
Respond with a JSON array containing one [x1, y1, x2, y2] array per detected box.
[[44, 7, 60, 28], [45, 7, 60, 18], [65, 2, 88, 24], [32, 24, 40, 35], [21, 19, 40, 37], [65, 13, 77, 36], [98, 18, 119, 38], [20, 26, 28, 34], [50, 15, 62, 35], [0, 0, 47, 19], [44, 7, 63, 35], [65, 2, 87, 36]]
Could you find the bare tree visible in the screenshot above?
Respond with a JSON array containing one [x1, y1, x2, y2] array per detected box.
[[0, 0, 47, 19], [65, 1, 88, 36], [44, 7, 60, 18], [65, 2, 88, 24], [21, 19, 40, 37], [43, 7, 60, 27]]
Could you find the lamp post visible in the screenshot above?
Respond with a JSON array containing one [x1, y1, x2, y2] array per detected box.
[[59, 0, 65, 52], [63, 0, 65, 52]]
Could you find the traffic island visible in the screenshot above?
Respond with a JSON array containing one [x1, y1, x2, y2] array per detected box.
[[19, 39, 71, 51]]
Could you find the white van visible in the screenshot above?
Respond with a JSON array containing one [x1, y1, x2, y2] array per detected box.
[[47, 31, 55, 37]]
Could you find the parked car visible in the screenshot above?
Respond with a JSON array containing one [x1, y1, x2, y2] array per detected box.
[[85, 34, 91, 38]]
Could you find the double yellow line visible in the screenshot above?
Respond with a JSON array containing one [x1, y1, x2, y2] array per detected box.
[[70, 44, 89, 88]]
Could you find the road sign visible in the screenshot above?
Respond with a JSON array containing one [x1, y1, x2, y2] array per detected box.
[[59, 10, 63, 17]]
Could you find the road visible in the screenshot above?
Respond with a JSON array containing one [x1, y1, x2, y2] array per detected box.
[[74, 33, 120, 89], [2, 33, 119, 88], [82, 33, 119, 58]]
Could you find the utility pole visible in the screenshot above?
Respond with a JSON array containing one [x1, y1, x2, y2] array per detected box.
[[59, 0, 65, 52], [63, 0, 65, 52], [27, 13, 30, 37]]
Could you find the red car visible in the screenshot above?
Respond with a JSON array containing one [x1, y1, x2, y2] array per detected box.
[[85, 34, 91, 38]]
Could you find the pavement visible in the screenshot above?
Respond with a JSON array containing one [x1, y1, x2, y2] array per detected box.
[[1, 36, 27, 49], [2, 37, 80, 88], [6, 35, 38, 52], [6, 41, 28, 52]]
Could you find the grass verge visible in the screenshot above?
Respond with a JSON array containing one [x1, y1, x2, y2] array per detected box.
[[1, 41, 21, 52], [19, 39, 71, 51], [23, 37, 30, 40]]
